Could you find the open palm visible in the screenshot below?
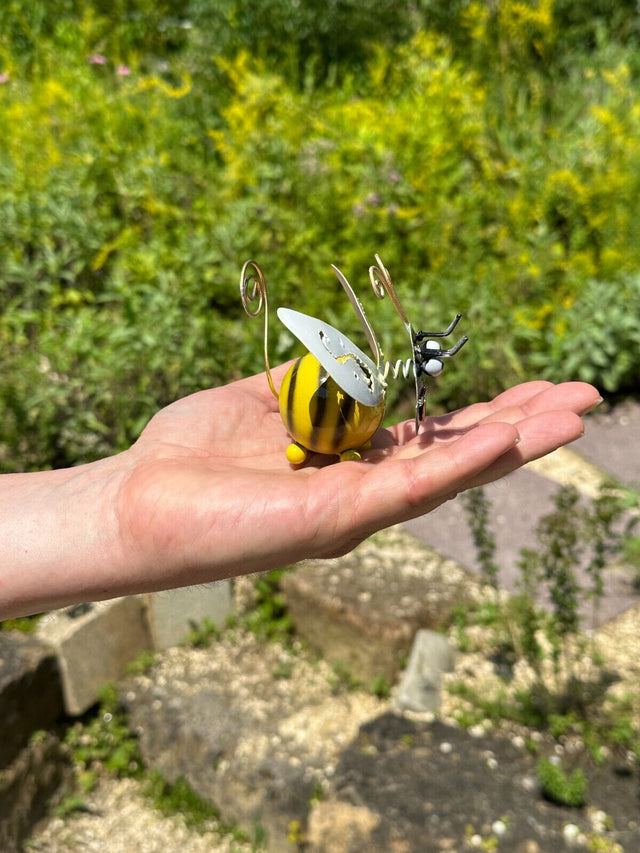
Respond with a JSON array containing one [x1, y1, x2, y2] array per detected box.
[[114, 364, 600, 594]]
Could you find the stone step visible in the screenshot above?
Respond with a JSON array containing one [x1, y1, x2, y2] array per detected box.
[[122, 631, 386, 853], [0, 632, 70, 852], [281, 528, 475, 684]]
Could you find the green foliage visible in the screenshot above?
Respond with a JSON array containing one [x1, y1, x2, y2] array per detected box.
[[241, 569, 294, 641], [623, 534, 640, 589], [461, 488, 500, 589], [464, 482, 632, 671], [0, 36, 242, 471], [329, 659, 363, 694], [529, 275, 640, 391], [0, 614, 40, 632], [457, 481, 637, 752], [125, 649, 158, 676], [184, 616, 222, 648], [64, 683, 143, 780], [370, 675, 391, 700], [187, 0, 419, 89], [2, 1, 640, 472], [145, 771, 265, 847], [0, 1, 188, 75], [147, 770, 231, 832], [536, 757, 587, 808], [525, 483, 631, 655]]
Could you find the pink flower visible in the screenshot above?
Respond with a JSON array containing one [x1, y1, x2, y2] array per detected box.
[[88, 54, 107, 65], [0, 73, 9, 84], [116, 65, 131, 76]]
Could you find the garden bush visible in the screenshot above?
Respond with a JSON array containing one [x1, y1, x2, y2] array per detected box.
[[1, 1, 639, 471]]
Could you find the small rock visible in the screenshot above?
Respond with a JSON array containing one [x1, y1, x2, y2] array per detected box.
[[588, 808, 610, 833], [307, 802, 380, 852], [393, 629, 455, 713], [492, 819, 507, 836], [563, 823, 582, 845], [516, 842, 540, 853]]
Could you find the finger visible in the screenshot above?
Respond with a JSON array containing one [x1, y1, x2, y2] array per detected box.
[[457, 409, 586, 491], [477, 382, 602, 427], [347, 406, 585, 535], [337, 421, 522, 534], [434, 381, 555, 427], [384, 381, 600, 446], [383, 382, 555, 445]]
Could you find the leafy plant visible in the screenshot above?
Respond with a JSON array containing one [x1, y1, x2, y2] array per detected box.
[[457, 481, 637, 750], [64, 684, 143, 782], [464, 482, 632, 670], [184, 617, 222, 648], [530, 275, 640, 393], [370, 675, 391, 700], [461, 487, 500, 590], [241, 568, 294, 641], [536, 757, 587, 808], [147, 770, 228, 830], [329, 660, 363, 694]]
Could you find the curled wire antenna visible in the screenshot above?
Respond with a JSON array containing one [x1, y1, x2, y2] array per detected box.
[[240, 260, 277, 398], [240, 259, 267, 317]]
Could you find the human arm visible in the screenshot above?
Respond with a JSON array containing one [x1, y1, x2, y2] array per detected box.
[[0, 364, 601, 619]]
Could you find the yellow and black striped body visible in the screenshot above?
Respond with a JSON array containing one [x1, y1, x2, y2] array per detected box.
[[279, 352, 385, 464]]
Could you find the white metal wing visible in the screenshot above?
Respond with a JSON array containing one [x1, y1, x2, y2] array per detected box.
[[277, 307, 385, 407]]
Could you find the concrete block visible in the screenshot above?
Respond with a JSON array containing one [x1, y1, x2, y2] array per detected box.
[[0, 732, 72, 853], [38, 597, 151, 715], [392, 629, 456, 713], [142, 581, 233, 651], [0, 632, 64, 767], [281, 529, 473, 684]]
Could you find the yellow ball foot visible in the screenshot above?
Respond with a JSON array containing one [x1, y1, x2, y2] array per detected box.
[[339, 448, 362, 462], [286, 442, 308, 465]]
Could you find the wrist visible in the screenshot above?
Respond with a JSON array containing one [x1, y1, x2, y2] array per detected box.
[[0, 453, 132, 619]]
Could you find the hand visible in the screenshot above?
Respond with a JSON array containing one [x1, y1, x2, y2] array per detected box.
[[116, 365, 600, 586], [0, 364, 601, 618]]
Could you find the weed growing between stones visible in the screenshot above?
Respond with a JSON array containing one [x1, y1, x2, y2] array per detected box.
[[536, 757, 587, 808], [125, 650, 158, 676], [62, 684, 144, 795], [234, 569, 295, 643], [49, 682, 266, 849], [456, 482, 640, 760], [183, 616, 222, 648], [146, 770, 265, 848]]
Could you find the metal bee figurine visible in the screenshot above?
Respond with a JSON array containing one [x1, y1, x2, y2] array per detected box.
[[240, 254, 468, 465]]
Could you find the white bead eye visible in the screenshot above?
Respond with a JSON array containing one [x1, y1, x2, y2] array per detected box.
[[423, 340, 443, 376], [425, 358, 444, 377]]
